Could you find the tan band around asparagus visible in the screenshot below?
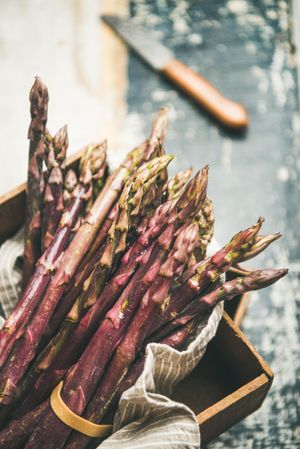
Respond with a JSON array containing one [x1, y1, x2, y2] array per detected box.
[[50, 381, 112, 438]]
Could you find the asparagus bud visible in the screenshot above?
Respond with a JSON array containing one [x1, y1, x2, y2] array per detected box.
[[176, 166, 209, 222], [144, 107, 169, 160], [52, 125, 68, 165], [28, 77, 49, 140], [166, 168, 193, 200], [63, 169, 78, 207], [237, 233, 282, 263], [42, 126, 68, 250], [192, 197, 215, 263]]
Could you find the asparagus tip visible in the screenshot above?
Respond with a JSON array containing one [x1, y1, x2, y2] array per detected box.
[[245, 268, 288, 290], [53, 125, 69, 159], [28, 77, 49, 139], [177, 165, 209, 217], [29, 77, 48, 104]]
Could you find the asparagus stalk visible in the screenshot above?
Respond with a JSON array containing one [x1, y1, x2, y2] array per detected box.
[[66, 321, 200, 449], [18, 168, 208, 411], [0, 140, 154, 405], [115, 318, 199, 405], [76, 204, 118, 273], [149, 218, 265, 335], [22, 166, 208, 448], [0, 143, 105, 373], [31, 156, 173, 373], [149, 269, 288, 343], [22, 224, 178, 449], [0, 401, 48, 449], [236, 232, 282, 263], [8, 168, 207, 421], [63, 223, 200, 448], [44, 204, 119, 341], [63, 169, 78, 208], [23, 77, 49, 288], [166, 168, 192, 200], [42, 125, 68, 250]]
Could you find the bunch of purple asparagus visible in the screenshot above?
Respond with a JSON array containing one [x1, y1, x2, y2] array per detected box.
[[0, 78, 287, 449]]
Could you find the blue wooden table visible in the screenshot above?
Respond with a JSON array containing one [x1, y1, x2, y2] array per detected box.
[[127, 1, 300, 447]]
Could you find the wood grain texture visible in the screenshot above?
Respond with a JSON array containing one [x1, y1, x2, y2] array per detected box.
[[162, 59, 248, 130], [198, 374, 270, 444]]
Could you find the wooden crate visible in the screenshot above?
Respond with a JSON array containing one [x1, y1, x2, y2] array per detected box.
[[173, 312, 272, 444], [0, 152, 273, 446]]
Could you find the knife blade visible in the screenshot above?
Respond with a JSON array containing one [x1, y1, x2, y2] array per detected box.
[[101, 15, 248, 130]]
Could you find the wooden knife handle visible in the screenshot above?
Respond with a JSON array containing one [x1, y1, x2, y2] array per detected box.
[[162, 59, 248, 130]]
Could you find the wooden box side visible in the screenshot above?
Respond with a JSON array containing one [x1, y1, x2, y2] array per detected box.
[[199, 313, 272, 443], [199, 373, 270, 444], [172, 313, 273, 443]]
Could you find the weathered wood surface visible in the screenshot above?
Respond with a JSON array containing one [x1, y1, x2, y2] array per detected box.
[[127, 1, 300, 448]]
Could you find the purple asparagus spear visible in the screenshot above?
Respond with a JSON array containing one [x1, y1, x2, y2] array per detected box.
[[22, 167, 208, 449], [42, 125, 68, 250], [23, 77, 49, 288], [149, 218, 265, 336], [149, 269, 288, 343], [16, 168, 208, 412], [0, 140, 153, 405], [63, 223, 200, 449], [0, 143, 106, 373], [22, 225, 178, 449]]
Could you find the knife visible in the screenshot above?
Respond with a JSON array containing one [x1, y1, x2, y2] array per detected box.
[[101, 15, 248, 130]]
